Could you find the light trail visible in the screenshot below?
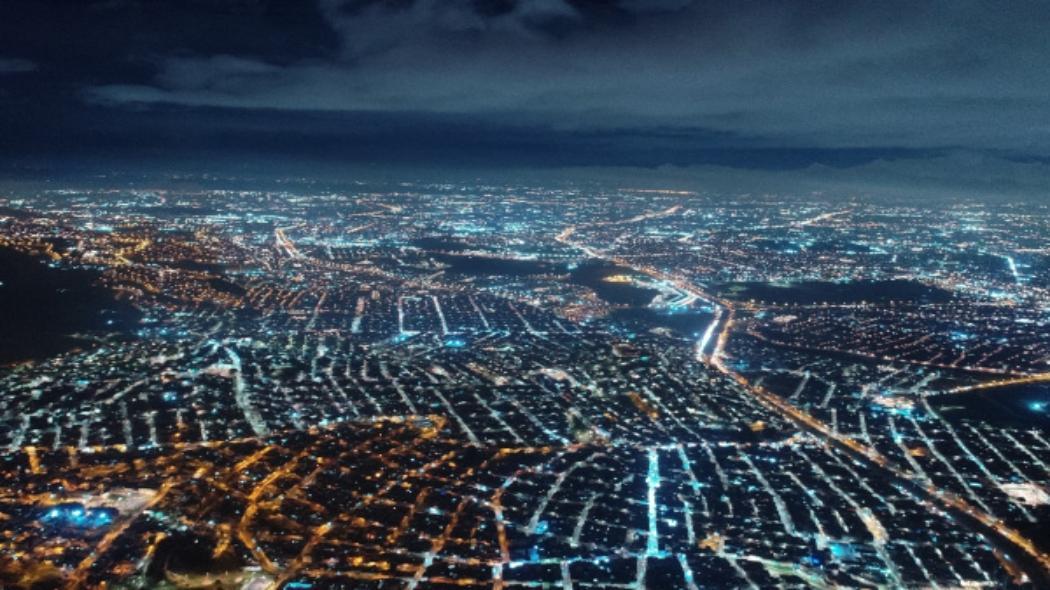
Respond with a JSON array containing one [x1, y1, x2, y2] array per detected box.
[[795, 209, 851, 227], [274, 226, 303, 259], [225, 346, 269, 437], [677, 553, 701, 590], [431, 295, 450, 335], [695, 307, 722, 362], [942, 372, 1050, 395], [645, 447, 661, 557], [1004, 254, 1021, 283]]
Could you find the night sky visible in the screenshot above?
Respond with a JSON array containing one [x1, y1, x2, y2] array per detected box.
[[1, 0, 1049, 195]]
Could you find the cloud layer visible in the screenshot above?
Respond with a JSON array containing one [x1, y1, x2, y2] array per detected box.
[[1, 0, 1048, 191], [84, 0, 1050, 151], [0, 57, 36, 74]]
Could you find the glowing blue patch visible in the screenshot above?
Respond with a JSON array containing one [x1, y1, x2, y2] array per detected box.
[[40, 506, 114, 528]]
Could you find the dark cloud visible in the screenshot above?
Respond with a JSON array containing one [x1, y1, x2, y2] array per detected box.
[[0, 57, 36, 73], [616, 0, 693, 14], [1, 0, 1049, 184], [80, 0, 1050, 151]]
